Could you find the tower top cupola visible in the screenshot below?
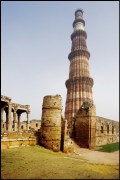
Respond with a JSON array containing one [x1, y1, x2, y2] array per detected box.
[[75, 9, 84, 19], [73, 9, 85, 31]]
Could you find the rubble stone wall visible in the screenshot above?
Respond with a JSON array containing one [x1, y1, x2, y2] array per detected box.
[[1, 132, 38, 149], [96, 116, 119, 146], [30, 120, 41, 131], [68, 106, 119, 149], [73, 102, 96, 149], [1, 138, 37, 149]]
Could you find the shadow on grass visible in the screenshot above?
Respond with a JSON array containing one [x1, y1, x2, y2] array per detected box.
[[97, 142, 119, 152]]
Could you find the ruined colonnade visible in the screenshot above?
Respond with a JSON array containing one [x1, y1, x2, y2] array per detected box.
[[1, 95, 30, 133]]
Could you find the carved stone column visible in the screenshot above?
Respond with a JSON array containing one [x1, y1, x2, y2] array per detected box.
[[5, 109, 8, 131], [17, 113, 21, 132], [7, 103, 12, 132], [13, 108, 18, 131], [1, 108, 4, 133], [26, 111, 30, 131]]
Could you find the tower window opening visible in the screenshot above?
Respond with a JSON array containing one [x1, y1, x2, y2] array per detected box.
[[36, 123, 38, 127], [107, 125, 109, 134], [101, 126, 103, 133], [112, 126, 114, 134], [21, 125, 23, 129]]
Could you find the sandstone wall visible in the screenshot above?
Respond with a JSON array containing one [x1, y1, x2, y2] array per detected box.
[[1, 132, 38, 149], [96, 116, 119, 146], [73, 102, 96, 149], [1, 138, 37, 149], [61, 117, 75, 153], [29, 120, 41, 131]]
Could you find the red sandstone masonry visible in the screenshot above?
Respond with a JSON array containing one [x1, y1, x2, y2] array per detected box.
[[65, 10, 93, 121]]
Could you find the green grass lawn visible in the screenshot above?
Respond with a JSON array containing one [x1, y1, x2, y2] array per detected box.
[[97, 142, 119, 152], [1, 145, 119, 179]]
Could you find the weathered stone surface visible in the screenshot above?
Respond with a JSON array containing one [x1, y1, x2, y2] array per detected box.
[[63, 136, 75, 153], [61, 117, 76, 153], [68, 102, 96, 149], [1, 138, 37, 149], [96, 116, 119, 146], [68, 102, 119, 149], [40, 95, 62, 152]]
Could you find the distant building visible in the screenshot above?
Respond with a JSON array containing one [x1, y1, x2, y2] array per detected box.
[[21, 119, 41, 131]]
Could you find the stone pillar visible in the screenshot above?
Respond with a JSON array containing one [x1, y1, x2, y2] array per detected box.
[[5, 109, 8, 131], [13, 109, 18, 131], [89, 104, 96, 149], [8, 103, 12, 132], [40, 95, 62, 152], [1, 108, 4, 133], [26, 111, 30, 131], [17, 113, 21, 132], [1, 108, 4, 121]]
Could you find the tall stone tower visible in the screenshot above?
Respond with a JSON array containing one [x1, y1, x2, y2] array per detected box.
[[65, 9, 94, 121]]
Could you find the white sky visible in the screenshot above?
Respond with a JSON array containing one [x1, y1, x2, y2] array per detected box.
[[1, 1, 119, 121]]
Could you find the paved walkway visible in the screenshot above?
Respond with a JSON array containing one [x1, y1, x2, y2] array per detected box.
[[73, 148, 119, 165]]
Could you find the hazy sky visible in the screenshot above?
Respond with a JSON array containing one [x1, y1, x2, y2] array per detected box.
[[1, 1, 119, 121]]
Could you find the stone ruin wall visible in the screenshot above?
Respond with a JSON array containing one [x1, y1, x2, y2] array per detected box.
[[96, 116, 119, 146], [1, 95, 119, 151], [1, 94, 74, 152], [39, 95, 74, 152], [68, 101, 96, 149], [61, 116, 75, 153], [20, 120, 41, 132], [68, 101, 119, 148]]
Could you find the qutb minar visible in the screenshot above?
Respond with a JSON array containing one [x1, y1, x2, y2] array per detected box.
[[65, 9, 94, 121]]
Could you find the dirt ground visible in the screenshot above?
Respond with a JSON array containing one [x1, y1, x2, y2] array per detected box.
[[72, 148, 119, 165]]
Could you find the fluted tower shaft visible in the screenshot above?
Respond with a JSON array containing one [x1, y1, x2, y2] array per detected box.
[[65, 9, 94, 121]]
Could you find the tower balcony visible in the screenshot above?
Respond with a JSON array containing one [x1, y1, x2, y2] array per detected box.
[[68, 49, 90, 60], [65, 77, 94, 88]]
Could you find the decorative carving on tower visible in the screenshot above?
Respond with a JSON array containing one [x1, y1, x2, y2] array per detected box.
[[65, 9, 94, 121]]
